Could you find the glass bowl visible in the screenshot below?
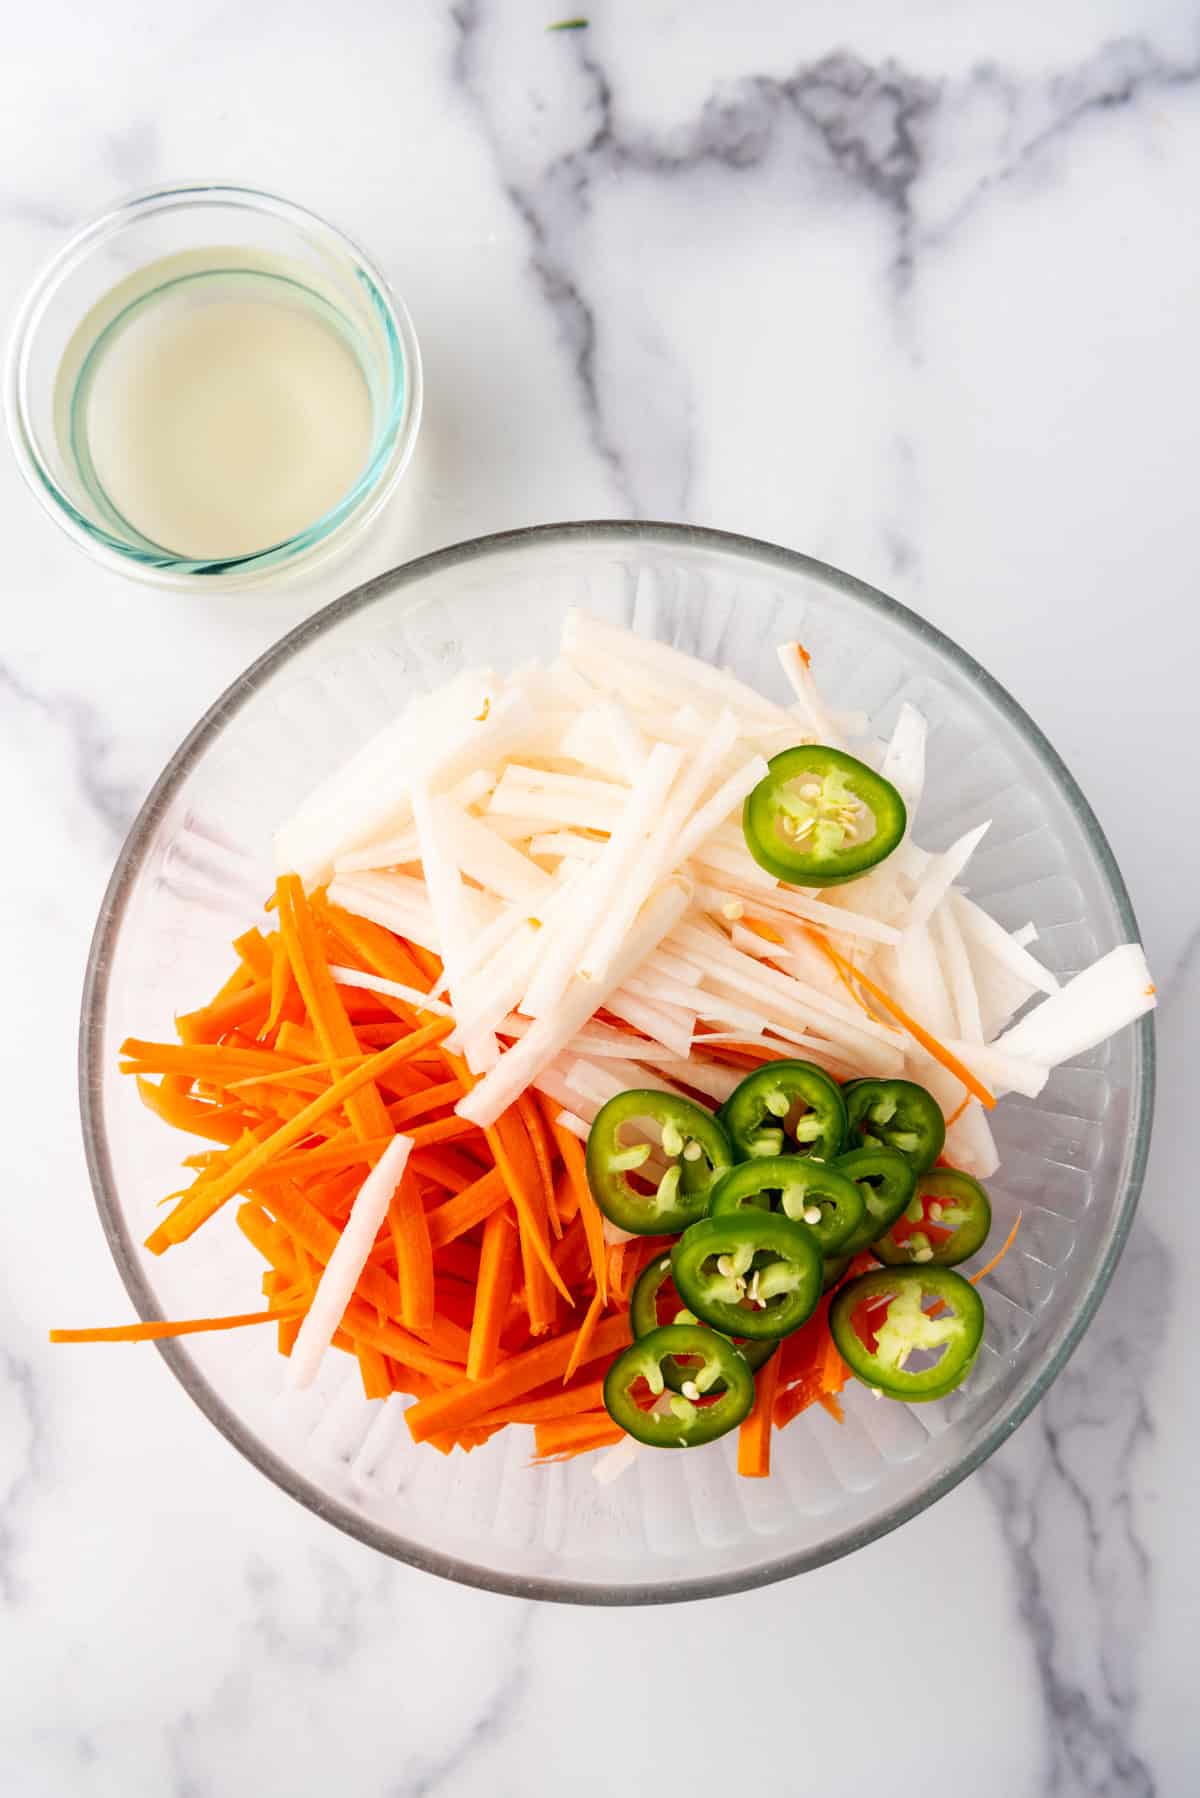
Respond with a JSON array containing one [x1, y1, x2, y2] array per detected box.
[[5, 182, 422, 589], [79, 523, 1153, 1602]]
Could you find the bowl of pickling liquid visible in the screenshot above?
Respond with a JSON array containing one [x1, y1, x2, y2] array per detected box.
[[5, 183, 422, 587]]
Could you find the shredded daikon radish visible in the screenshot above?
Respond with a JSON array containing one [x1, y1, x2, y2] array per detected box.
[[905, 823, 990, 938], [694, 878, 901, 946], [938, 1038, 1050, 1099], [931, 902, 985, 1045], [952, 891, 1059, 996], [994, 945, 1155, 1066], [603, 989, 695, 1059], [457, 878, 693, 1127], [880, 702, 928, 817], [777, 642, 842, 744], [287, 1135, 413, 1389], [326, 966, 457, 1020], [592, 1434, 641, 1485]]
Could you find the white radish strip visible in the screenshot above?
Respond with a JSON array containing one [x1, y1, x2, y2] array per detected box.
[[943, 1100, 1000, 1180], [334, 830, 421, 875], [884, 927, 957, 1043], [568, 1054, 696, 1103], [577, 714, 742, 982], [483, 814, 561, 842], [695, 878, 901, 946], [653, 1057, 743, 1103], [327, 879, 442, 956], [595, 696, 648, 780], [644, 947, 703, 988], [777, 642, 842, 743], [286, 1135, 414, 1390], [528, 831, 605, 864], [326, 966, 457, 1020], [445, 924, 543, 1057], [411, 785, 493, 1069], [672, 756, 770, 868], [936, 1038, 1050, 1099], [530, 1064, 598, 1123], [488, 780, 624, 834], [994, 945, 1156, 1066], [603, 989, 695, 1059], [905, 823, 991, 937], [592, 1435, 641, 1485], [604, 1220, 639, 1246], [439, 803, 554, 906], [498, 764, 630, 798], [457, 879, 693, 1128], [691, 842, 779, 890], [1012, 922, 1038, 948], [553, 1109, 592, 1144], [566, 612, 793, 731], [693, 968, 904, 1072], [880, 702, 928, 816], [669, 921, 901, 1047], [521, 742, 684, 1018], [931, 902, 984, 1045], [622, 968, 710, 1016], [952, 891, 1059, 996]]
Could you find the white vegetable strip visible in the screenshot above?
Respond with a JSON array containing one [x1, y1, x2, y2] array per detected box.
[[521, 742, 684, 1018], [673, 756, 770, 867], [567, 610, 793, 732], [905, 823, 991, 938], [457, 879, 693, 1127], [931, 902, 985, 1045], [1012, 922, 1039, 948], [489, 773, 625, 833], [943, 1099, 1000, 1180], [880, 702, 928, 816], [438, 802, 554, 905], [333, 830, 421, 875], [326, 966, 457, 1020], [327, 878, 442, 956], [952, 891, 1059, 996], [578, 713, 741, 981], [410, 785, 493, 1071], [595, 696, 648, 780], [994, 945, 1156, 1066], [528, 831, 605, 863], [777, 641, 842, 743], [669, 921, 901, 1047], [694, 878, 902, 946], [653, 1056, 743, 1103], [603, 989, 695, 1059], [938, 1038, 1050, 1099], [286, 1135, 414, 1390], [592, 1435, 641, 1485]]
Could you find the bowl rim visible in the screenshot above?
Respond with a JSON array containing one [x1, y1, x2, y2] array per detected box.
[[78, 519, 1155, 1604]]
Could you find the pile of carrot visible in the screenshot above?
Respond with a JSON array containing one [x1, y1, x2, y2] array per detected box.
[[54, 875, 852, 1470]]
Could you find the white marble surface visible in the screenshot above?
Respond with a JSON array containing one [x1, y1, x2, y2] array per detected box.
[[2, 2, 1196, 1791]]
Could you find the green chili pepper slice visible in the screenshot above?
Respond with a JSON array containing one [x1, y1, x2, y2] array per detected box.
[[742, 745, 907, 886], [833, 1145, 918, 1256], [873, 1168, 992, 1268], [671, 1212, 823, 1342], [586, 1090, 733, 1235], [719, 1059, 847, 1163], [603, 1325, 756, 1446], [843, 1078, 945, 1173], [829, 1267, 985, 1401], [707, 1154, 866, 1257], [629, 1255, 776, 1392]]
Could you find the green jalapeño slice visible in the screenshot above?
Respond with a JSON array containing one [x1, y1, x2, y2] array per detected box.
[[603, 1325, 756, 1447], [832, 1145, 918, 1256], [873, 1167, 992, 1269], [629, 1255, 776, 1393], [829, 1267, 985, 1402], [742, 745, 907, 886], [671, 1212, 823, 1342], [719, 1059, 847, 1163], [707, 1155, 866, 1257], [586, 1090, 733, 1235], [842, 1078, 946, 1173]]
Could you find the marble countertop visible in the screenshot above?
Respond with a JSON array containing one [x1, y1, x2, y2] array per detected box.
[[3, 3, 1196, 1792]]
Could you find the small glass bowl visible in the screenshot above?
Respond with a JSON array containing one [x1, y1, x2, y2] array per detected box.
[[4, 182, 422, 590]]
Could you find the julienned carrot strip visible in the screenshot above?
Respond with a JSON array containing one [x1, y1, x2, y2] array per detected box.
[[411, 1145, 481, 1195], [177, 980, 272, 1045], [945, 1094, 971, 1128], [136, 1078, 253, 1146], [394, 1113, 482, 1149], [389, 1169, 435, 1336], [426, 1167, 507, 1250], [145, 1021, 453, 1252], [277, 874, 394, 1143], [518, 1092, 561, 1241], [233, 926, 273, 982], [484, 1111, 572, 1315], [356, 1344, 393, 1401], [338, 1301, 465, 1386], [738, 1339, 783, 1477], [801, 926, 996, 1110], [968, 1210, 1023, 1287], [606, 1241, 628, 1304], [315, 900, 434, 1021], [532, 1414, 624, 1462], [476, 1377, 607, 1428], [562, 1289, 605, 1385], [549, 1119, 607, 1305], [120, 1040, 298, 1081], [50, 1305, 305, 1343], [390, 1079, 464, 1126], [467, 1210, 517, 1382], [406, 1312, 633, 1443], [266, 928, 292, 1033]]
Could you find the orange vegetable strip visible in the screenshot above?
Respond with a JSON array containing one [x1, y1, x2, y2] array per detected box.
[[337, 1300, 463, 1385], [945, 1094, 971, 1128], [562, 1289, 605, 1386], [389, 1078, 463, 1126], [549, 1119, 607, 1304], [485, 1111, 572, 1312], [388, 1168, 436, 1336], [120, 1040, 299, 1080], [518, 1092, 561, 1241], [266, 929, 293, 1033], [145, 1020, 453, 1252], [277, 874, 393, 1142], [411, 1145, 481, 1194], [426, 1167, 508, 1250], [177, 980, 272, 1045], [969, 1210, 1023, 1287], [406, 1312, 632, 1443], [554, 1168, 580, 1227], [315, 901, 435, 1021], [394, 1113, 482, 1149], [50, 1305, 304, 1344], [532, 1414, 625, 1462], [801, 926, 996, 1109], [356, 1344, 393, 1401], [467, 1210, 518, 1382], [233, 927, 274, 981], [606, 1241, 628, 1303], [738, 1343, 783, 1478], [136, 1078, 253, 1146], [476, 1377, 607, 1428]]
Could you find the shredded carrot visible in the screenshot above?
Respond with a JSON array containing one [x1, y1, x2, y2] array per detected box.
[[426, 1167, 508, 1250], [740, 916, 785, 946], [484, 1109, 572, 1318], [389, 1168, 435, 1336], [945, 1094, 971, 1128], [50, 1305, 304, 1343], [406, 1313, 632, 1443], [738, 1343, 782, 1476], [532, 1413, 624, 1463], [969, 1210, 1023, 1286], [549, 1119, 607, 1304], [562, 1289, 606, 1386], [476, 1377, 607, 1428], [802, 926, 996, 1109], [519, 1092, 561, 1240], [467, 1210, 517, 1382]]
